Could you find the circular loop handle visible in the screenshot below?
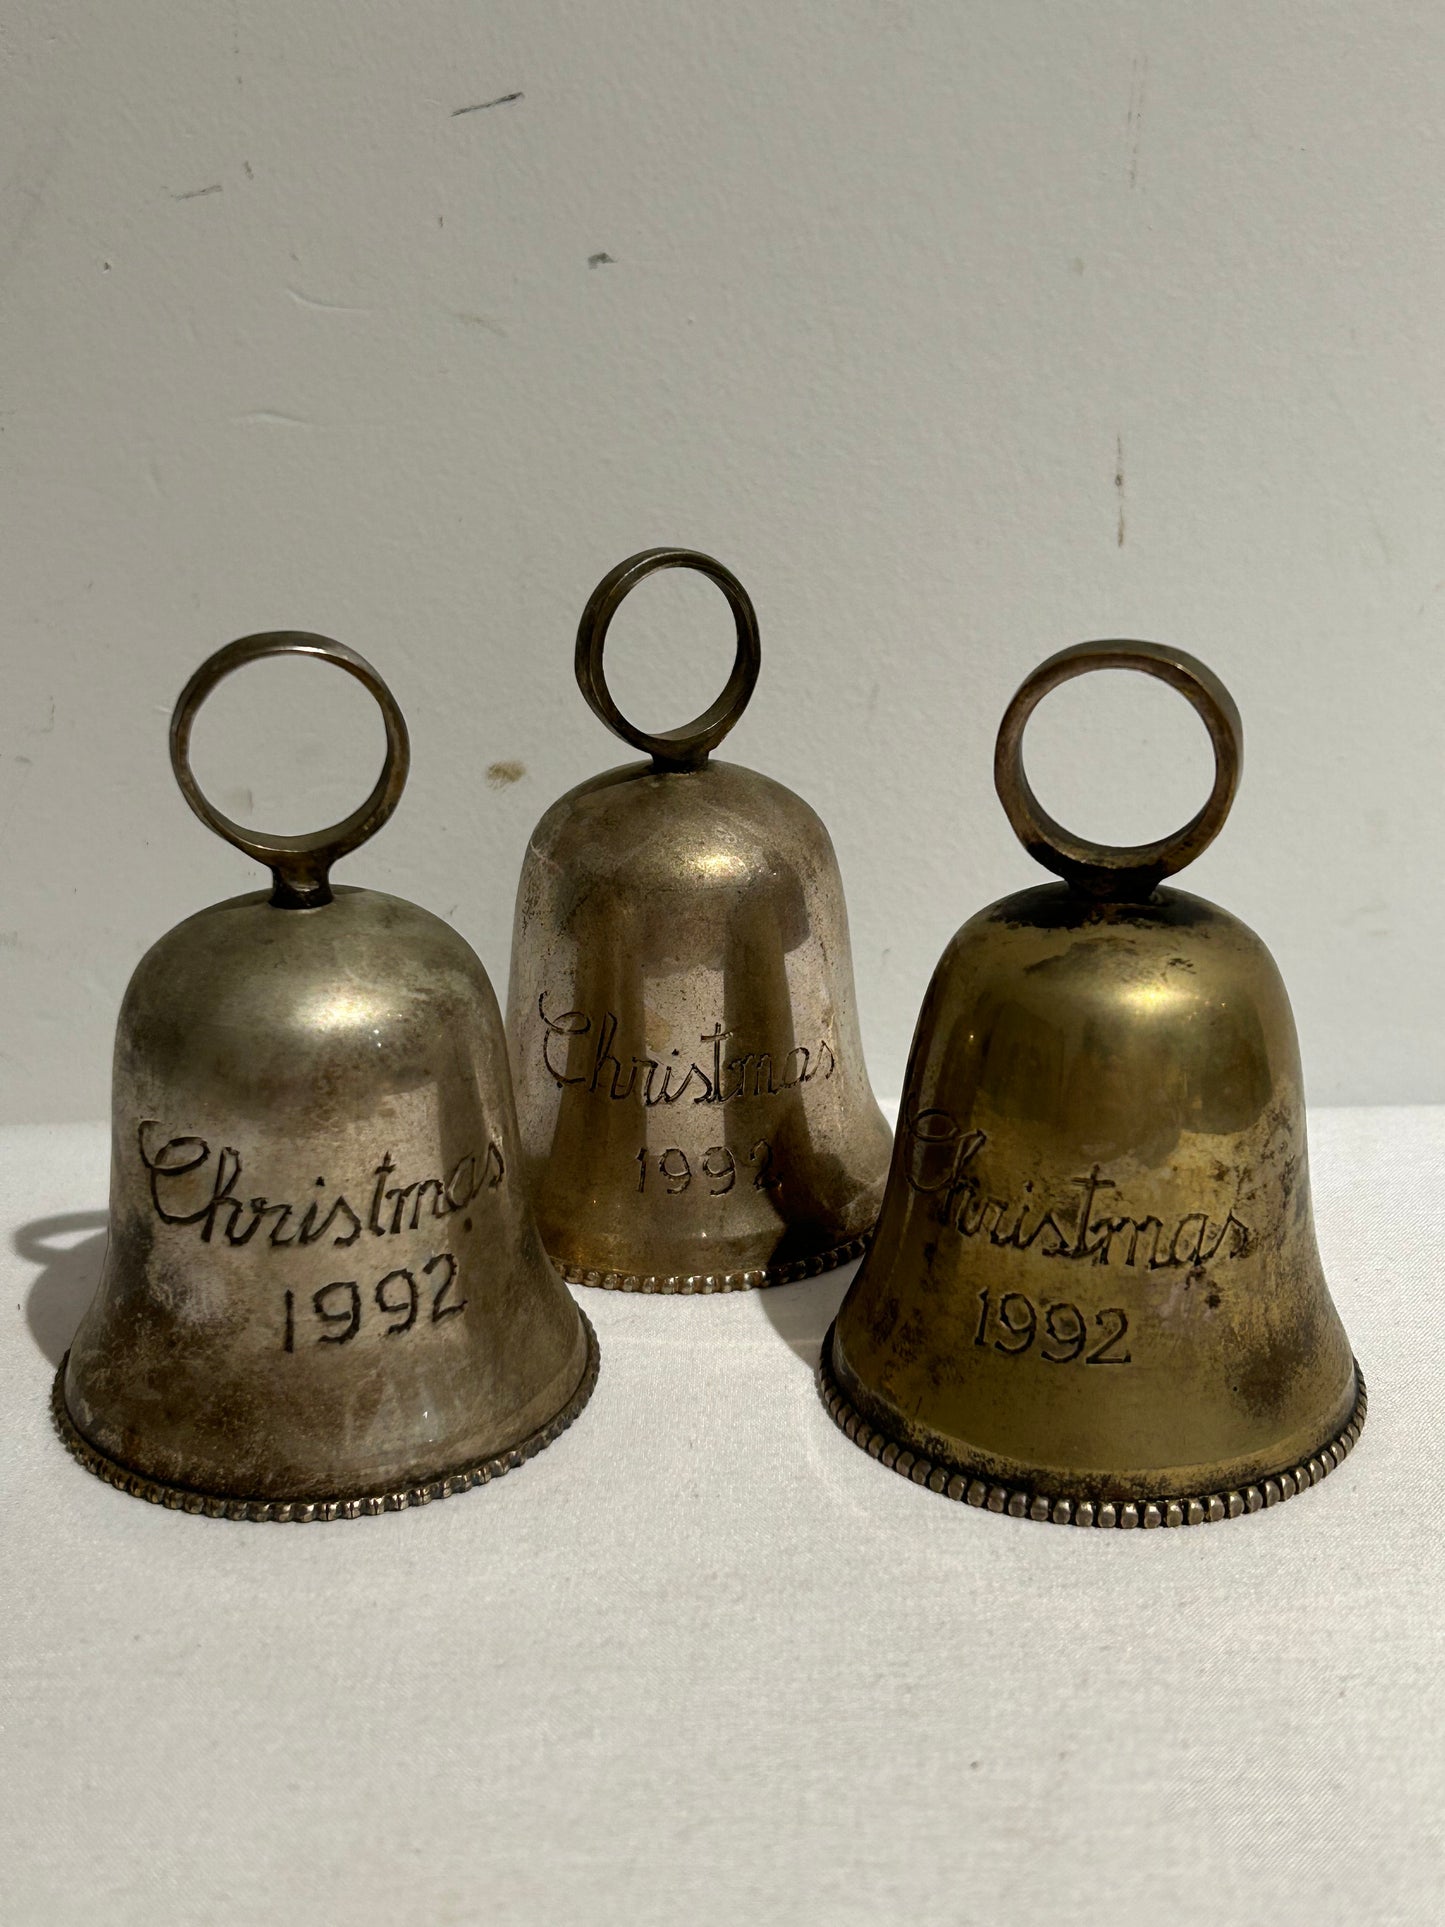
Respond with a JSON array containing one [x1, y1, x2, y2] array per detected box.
[[994, 640, 1243, 899], [575, 548, 761, 770], [170, 632, 410, 908]]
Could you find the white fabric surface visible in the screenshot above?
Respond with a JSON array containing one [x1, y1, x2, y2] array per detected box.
[[2, 1108, 1441, 1927]]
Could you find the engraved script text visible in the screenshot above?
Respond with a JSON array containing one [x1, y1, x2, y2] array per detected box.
[[539, 996, 836, 1106], [138, 1121, 503, 1250], [903, 1110, 1251, 1271], [635, 1138, 781, 1196], [282, 1252, 466, 1350]]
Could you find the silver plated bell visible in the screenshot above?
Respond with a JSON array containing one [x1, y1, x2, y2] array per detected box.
[[506, 549, 893, 1293], [57, 633, 597, 1521]]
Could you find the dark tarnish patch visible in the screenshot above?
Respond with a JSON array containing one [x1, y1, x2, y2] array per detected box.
[[1232, 1292, 1330, 1424], [1232, 1347, 1284, 1424], [984, 885, 1222, 936], [863, 1292, 900, 1350], [889, 1309, 929, 1371], [1021, 937, 1143, 977], [486, 760, 526, 788]]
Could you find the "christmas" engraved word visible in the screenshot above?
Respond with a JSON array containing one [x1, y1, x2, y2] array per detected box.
[[538, 995, 836, 1106], [902, 1109, 1251, 1270], [137, 1121, 502, 1251]]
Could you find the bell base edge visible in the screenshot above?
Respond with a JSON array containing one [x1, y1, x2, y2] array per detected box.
[[51, 1312, 600, 1523], [817, 1320, 1366, 1530], [557, 1230, 871, 1296]]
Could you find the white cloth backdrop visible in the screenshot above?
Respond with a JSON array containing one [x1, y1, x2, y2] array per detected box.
[[2, 1105, 1441, 1926]]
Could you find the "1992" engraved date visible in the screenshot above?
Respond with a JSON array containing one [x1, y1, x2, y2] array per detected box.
[[974, 1288, 1130, 1364], [635, 1139, 781, 1196], [282, 1252, 465, 1350]]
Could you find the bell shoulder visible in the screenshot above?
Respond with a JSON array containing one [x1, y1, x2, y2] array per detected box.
[[907, 880, 1304, 1110], [116, 886, 505, 1104], [936, 880, 1291, 992], [517, 758, 838, 909]]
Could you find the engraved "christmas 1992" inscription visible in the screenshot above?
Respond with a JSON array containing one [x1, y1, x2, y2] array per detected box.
[[902, 1109, 1252, 1271]]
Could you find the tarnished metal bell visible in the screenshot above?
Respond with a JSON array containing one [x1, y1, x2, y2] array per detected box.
[[57, 633, 597, 1521], [822, 641, 1365, 1528], [507, 548, 893, 1293]]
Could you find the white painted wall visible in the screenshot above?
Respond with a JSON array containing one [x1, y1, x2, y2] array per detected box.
[[3, 1, 1443, 1122]]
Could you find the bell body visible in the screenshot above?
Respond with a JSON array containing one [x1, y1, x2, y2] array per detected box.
[[828, 883, 1363, 1516], [508, 758, 893, 1290], [63, 885, 595, 1514]]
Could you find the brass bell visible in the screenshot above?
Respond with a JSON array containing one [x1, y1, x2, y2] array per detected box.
[[57, 633, 598, 1520], [507, 548, 893, 1292], [822, 641, 1364, 1527]]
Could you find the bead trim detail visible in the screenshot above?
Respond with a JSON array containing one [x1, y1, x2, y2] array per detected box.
[[51, 1311, 599, 1523], [558, 1232, 871, 1295], [817, 1322, 1366, 1528]]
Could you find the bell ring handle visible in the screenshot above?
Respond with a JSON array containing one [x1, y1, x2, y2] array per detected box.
[[994, 640, 1243, 899], [575, 548, 761, 770], [170, 632, 410, 909]]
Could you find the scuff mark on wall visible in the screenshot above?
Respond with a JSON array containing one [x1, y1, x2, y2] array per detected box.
[[236, 410, 314, 428], [1126, 54, 1148, 188], [452, 93, 524, 117], [1115, 434, 1126, 546], [286, 287, 370, 314], [453, 311, 507, 337]]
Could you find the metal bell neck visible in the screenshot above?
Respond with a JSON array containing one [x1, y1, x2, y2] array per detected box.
[[268, 858, 336, 912]]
